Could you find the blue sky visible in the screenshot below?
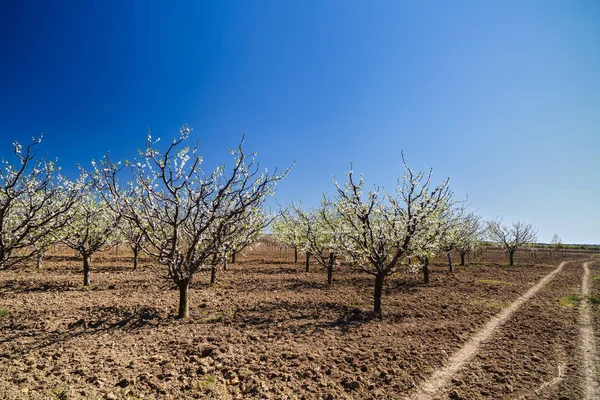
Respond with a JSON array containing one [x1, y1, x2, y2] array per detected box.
[[1, 0, 598, 244]]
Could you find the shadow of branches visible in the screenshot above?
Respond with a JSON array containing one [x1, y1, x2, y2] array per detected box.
[[0, 279, 75, 293], [0, 305, 170, 356], [230, 299, 374, 334]]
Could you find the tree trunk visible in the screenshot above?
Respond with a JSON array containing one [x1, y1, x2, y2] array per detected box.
[[231, 251, 236, 264], [305, 252, 310, 272], [294, 247, 298, 264], [132, 247, 139, 270], [115, 244, 119, 257], [373, 272, 385, 319], [36, 252, 43, 269], [83, 254, 91, 286], [423, 260, 430, 284], [327, 252, 334, 286], [210, 264, 217, 284], [447, 252, 453, 272], [460, 252, 465, 266], [177, 278, 190, 319], [223, 256, 228, 271], [509, 251, 515, 266]]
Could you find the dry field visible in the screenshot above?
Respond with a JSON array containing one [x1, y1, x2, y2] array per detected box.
[[0, 243, 598, 399]]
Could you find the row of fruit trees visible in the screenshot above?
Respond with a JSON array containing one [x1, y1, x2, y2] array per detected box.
[[0, 129, 538, 319]]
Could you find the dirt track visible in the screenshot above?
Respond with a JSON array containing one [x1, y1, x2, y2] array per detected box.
[[580, 262, 599, 399], [409, 262, 567, 400], [416, 259, 600, 400], [0, 247, 598, 399]]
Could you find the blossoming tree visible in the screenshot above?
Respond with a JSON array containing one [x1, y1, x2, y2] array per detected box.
[[407, 202, 454, 284], [272, 211, 304, 264], [0, 136, 79, 269], [286, 201, 340, 285], [118, 215, 147, 270], [210, 205, 267, 283], [454, 212, 483, 266], [92, 127, 290, 318], [63, 182, 120, 286], [331, 157, 453, 318]]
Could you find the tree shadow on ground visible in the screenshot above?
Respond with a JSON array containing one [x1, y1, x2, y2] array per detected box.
[[283, 279, 332, 291], [237, 265, 302, 274], [91, 265, 139, 273], [242, 258, 296, 265], [45, 255, 80, 262], [384, 279, 422, 296], [0, 278, 152, 293], [71, 305, 166, 330], [0, 279, 76, 293], [231, 299, 373, 334], [0, 305, 170, 355]]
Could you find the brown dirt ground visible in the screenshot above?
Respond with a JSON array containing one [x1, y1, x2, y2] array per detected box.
[[0, 244, 596, 399], [588, 259, 600, 398]]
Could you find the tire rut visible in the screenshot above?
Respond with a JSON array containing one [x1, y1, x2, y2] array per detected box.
[[580, 261, 599, 399], [408, 262, 567, 400]]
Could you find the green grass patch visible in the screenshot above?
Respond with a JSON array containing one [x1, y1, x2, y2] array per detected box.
[[197, 375, 216, 390], [205, 312, 224, 323], [0, 309, 8, 317], [212, 282, 233, 289], [349, 301, 368, 309], [559, 294, 581, 307], [560, 294, 600, 307], [588, 295, 600, 305], [477, 279, 512, 286], [48, 384, 69, 399]]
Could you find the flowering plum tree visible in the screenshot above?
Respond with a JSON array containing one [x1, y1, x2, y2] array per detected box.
[[407, 202, 454, 284], [210, 206, 267, 283], [286, 202, 339, 285], [93, 127, 290, 318], [433, 205, 473, 273], [454, 212, 483, 266], [118, 215, 147, 270], [0, 136, 79, 269], [29, 224, 64, 269], [228, 209, 268, 264], [410, 207, 480, 281], [63, 182, 120, 286], [486, 219, 537, 266], [272, 211, 304, 264], [331, 157, 453, 318]]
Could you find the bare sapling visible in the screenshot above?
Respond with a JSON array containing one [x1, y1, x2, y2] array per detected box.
[[486, 219, 537, 266]]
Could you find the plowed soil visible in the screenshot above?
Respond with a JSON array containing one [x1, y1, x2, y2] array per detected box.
[[0, 244, 597, 399]]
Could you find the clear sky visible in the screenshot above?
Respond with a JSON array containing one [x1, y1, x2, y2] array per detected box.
[[1, 0, 598, 244]]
